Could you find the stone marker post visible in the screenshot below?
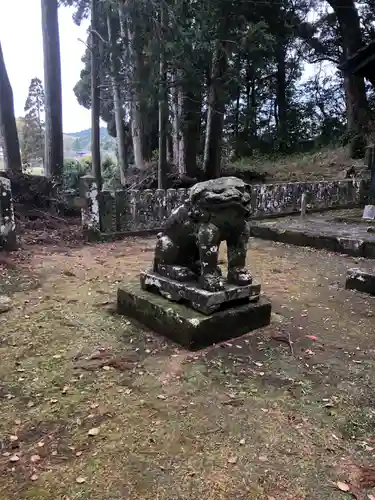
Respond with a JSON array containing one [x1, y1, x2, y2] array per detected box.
[[80, 173, 100, 240], [0, 177, 17, 250], [363, 145, 375, 219], [300, 193, 307, 219]]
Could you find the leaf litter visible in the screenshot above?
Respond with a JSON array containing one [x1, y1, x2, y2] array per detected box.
[[1, 230, 375, 499]]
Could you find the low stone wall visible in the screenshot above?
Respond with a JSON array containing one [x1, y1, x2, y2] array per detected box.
[[0, 176, 17, 250], [80, 175, 368, 239]]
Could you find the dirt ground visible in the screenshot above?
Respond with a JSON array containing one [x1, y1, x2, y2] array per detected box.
[[1, 230, 375, 500]]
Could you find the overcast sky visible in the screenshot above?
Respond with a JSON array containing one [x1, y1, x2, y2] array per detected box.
[[0, 0, 91, 133]]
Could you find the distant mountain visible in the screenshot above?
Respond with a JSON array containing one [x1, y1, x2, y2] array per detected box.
[[63, 127, 116, 158]]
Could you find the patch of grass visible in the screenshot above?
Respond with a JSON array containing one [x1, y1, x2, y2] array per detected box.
[[340, 408, 375, 440], [230, 146, 365, 182]]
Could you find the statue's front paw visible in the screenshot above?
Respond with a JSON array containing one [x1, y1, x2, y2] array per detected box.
[[227, 267, 252, 286], [199, 274, 225, 292]]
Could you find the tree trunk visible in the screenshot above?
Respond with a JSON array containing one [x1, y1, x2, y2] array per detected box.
[[177, 85, 184, 171], [118, 0, 145, 170], [0, 41, 22, 174], [171, 70, 185, 176], [243, 61, 257, 156], [90, 0, 101, 190], [41, 0, 63, 183], [203, 42, 227, 180], [107, 11, 128, 185], [171, 71, 180, 170], [233, 53, 241, 159], [158, 0, 168, 189], [181, 83, 201, 178], [328, 0, 368, 158], [275, 38, 288, 153]]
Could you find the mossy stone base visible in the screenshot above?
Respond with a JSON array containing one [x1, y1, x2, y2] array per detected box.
[[117, 281, 271, 350], [346, 268, 375, 296]]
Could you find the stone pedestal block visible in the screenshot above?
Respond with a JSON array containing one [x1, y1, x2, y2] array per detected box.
[[140, 270, 260, 315], [117, 282, 271, 350], [346, 268, 375, 296], [363, 205, 375, 220]]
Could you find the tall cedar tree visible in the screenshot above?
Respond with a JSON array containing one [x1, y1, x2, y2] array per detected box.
[[0, 41, 22, 174], [41, 0, 64, 182]]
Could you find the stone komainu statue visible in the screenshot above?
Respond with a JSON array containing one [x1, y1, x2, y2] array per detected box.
[[153, 177, 253, 292]]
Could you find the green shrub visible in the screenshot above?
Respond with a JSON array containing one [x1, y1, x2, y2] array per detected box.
[[62, 159, 90, 192]]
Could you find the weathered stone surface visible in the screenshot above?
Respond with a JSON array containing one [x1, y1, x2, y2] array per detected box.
[[80, 174, 100, 241], [153, 177, 253, 292], [363, 205, 375, 220], [140, 270, 260, 314], [0, 295, 12, 314], [345, 268, 375, 295], [81, 178, 368, 239], [117, 282, 271, 349], [251, 217, 375, 258], [0, 176, 17, 250]]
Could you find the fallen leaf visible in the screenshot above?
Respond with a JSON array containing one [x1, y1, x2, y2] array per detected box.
[[254, 362, 263, 367], [88, 427, 100, 436], [239, 438, 246, 445], [306, 335, 317, 341], [258, 455, 268, 462], [9, 455, 19, 462], [359, 466, 375, 488], [324, 402, 335, 408], [336, 481, 350, 492], [30, 454, 41, 463], [37, 441, 44, 448], [62, 386, 69, 394], [102, 365, 111, 371], [368, 495, 375, 500], [227, 456, 238, 464], [90, 402, 99, 409], [76, 476, 86, 484], [30, 474, 38, 481], [62, 270, 76, 277], [76, 451, 83, 457], [9, 435, 18, 442], [157, 395, 166, 400]]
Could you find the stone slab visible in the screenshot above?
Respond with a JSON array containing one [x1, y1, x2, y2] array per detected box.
[[0, 295, 12, 314], [345, 268, 375, 296], [363, 205, 375, 220], [140, 270, 260, 315], [251, 217, 375, 259], [117, 281, 272, 350]]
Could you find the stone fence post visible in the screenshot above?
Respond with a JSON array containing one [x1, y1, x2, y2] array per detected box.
[[0, 177, 17, 250], [80, 174, 100, 240], [300, 192, 307, 218]]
